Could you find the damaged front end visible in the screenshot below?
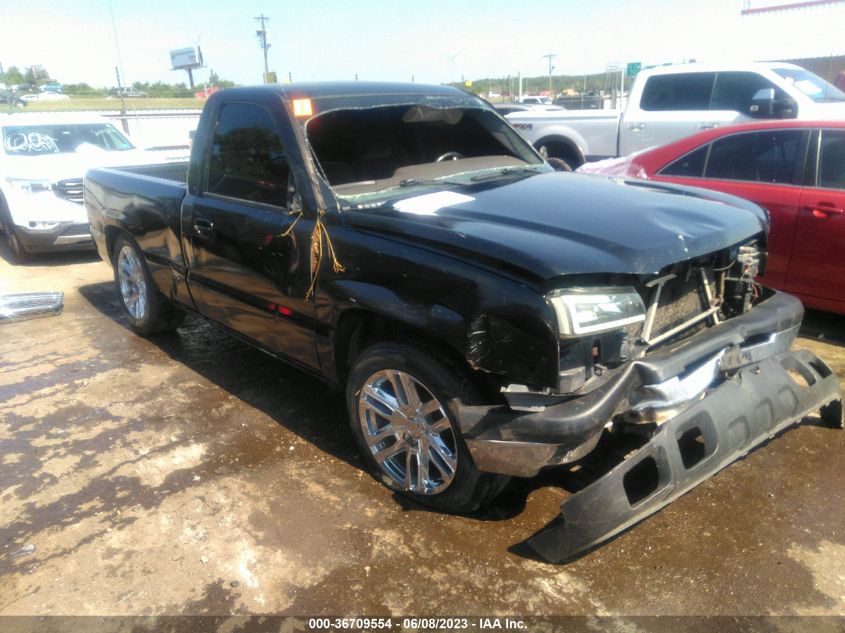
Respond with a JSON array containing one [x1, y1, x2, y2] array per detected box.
[[458, 240, 843, 562], [527, 347, 842, 563]]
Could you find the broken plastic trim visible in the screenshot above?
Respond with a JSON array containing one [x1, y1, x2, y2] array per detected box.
[[0, 292, 64, 323], [526, 348, 843, 564]]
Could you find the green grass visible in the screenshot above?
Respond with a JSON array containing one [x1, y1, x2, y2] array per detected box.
[[11, 97, 202, 112]]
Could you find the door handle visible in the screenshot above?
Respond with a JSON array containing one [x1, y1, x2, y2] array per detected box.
[[193, 218, 214, 237], [806, 202, 844, 218], [629, 123, 645, 132], [698, 122, 718, 130]]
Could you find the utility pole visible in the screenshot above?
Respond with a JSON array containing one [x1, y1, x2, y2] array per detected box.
[[255, 14, 271, 83], [109, 0, 127, 96], [543, 53, 557, 97], [114, 66, 128, 134]]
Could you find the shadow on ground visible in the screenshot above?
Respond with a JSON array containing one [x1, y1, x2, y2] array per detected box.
[[800, 309, 845, 347], [76, 281, 626, 522], [0, 236, 99, 268]]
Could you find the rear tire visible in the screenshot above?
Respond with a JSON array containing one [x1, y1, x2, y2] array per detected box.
[[112, 233, 184, 335], [346, 341, 509, 513], [536, 140, 579, 171]]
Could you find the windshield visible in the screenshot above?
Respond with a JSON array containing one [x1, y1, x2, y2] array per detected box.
[[305, 102, 547, 207], [1, 123, 135, 156], [773, 68, 845, 103]]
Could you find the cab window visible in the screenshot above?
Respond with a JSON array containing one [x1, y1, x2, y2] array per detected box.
[[640, 73, 716, 111], [207, 102, 290, 207]]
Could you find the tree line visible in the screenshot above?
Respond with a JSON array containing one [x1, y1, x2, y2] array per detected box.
[[450, 71, 638, 98], [0, 65, 235, 97]]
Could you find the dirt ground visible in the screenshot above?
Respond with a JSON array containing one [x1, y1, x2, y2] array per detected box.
[[1, 244, 843, 621]]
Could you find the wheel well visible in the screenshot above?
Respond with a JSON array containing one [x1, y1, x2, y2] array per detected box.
[[104, 225, 126, 265], [535, 137, 584, 168], [334, 310, 491, 394], [0, 190, 11, 234]]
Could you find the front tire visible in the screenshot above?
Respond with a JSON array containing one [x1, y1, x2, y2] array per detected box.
[[0, 197, 29, 263], [112, 233, 183, 335], [346, 342, 509, 513], [6, 228, 30, 264]]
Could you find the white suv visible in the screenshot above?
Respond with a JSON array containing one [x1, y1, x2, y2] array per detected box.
[[0, 114, 162, 261]]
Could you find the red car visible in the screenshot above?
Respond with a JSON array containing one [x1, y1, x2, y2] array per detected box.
[[579, 120, 845, 315]]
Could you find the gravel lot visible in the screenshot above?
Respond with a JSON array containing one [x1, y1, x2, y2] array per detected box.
[[1, 244, 843, 621]]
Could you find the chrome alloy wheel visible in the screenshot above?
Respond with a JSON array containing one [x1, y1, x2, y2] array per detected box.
[[358, 369, 458, 495], [117, 245, 147, 321]]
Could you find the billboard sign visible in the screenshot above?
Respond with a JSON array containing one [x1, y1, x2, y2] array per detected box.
[[170, 47, 203, 70]]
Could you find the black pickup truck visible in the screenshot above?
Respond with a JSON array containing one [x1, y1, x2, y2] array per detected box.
[[84, 83, 842, 562]]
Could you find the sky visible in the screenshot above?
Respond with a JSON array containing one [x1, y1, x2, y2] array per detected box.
[[2, 0, 844, 89]]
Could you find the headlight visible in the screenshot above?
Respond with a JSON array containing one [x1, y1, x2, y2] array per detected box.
[[549, 288, 646, 336], [7, 178, 53, 195]]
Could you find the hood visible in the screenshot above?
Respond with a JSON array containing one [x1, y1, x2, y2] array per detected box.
[[346, 172, 767, 281], [1, 149, 169, 183]]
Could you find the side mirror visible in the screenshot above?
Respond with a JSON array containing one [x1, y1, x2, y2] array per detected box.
[[749, 88, 775, 117], [750, 89, 798, 119]]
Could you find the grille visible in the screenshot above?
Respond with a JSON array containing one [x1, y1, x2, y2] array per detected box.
[[54, 178, 84, 204], [650, 275, 709, 338], [636, 268, 719, 346]]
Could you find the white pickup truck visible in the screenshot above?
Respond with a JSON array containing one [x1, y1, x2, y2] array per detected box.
[[507, 62, 845, 169], [0, 114, 180, 262]]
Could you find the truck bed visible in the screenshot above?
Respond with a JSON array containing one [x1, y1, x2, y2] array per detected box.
[[505, 110, 621, 163], [106, 161, 190, 183], [84, 162, 189, 281]]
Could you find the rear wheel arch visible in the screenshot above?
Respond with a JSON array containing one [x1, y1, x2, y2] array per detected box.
[[112, 231, 183, 335], [534, 135, 585, 169], [104, 225, 125, 266]]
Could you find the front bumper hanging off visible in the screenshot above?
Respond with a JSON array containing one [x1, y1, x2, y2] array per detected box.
[[527, 348, 842, 563]]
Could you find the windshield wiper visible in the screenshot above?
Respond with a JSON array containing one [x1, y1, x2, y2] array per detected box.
[[469, 166, 544, 182], [398, 177, 466, 187]]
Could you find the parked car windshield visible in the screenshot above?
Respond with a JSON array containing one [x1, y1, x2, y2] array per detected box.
[[1, 123, 135, 156], [305, 102, 547, 206], [772, 68, 845, 103]]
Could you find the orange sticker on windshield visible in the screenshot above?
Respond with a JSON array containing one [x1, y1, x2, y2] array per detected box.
[[292, 99, 313, 117]]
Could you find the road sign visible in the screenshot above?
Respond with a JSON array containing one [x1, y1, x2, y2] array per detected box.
[[626, 62, 642, 77]]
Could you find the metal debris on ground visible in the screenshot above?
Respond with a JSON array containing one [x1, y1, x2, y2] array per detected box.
[[0, 292, 64, 323]]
